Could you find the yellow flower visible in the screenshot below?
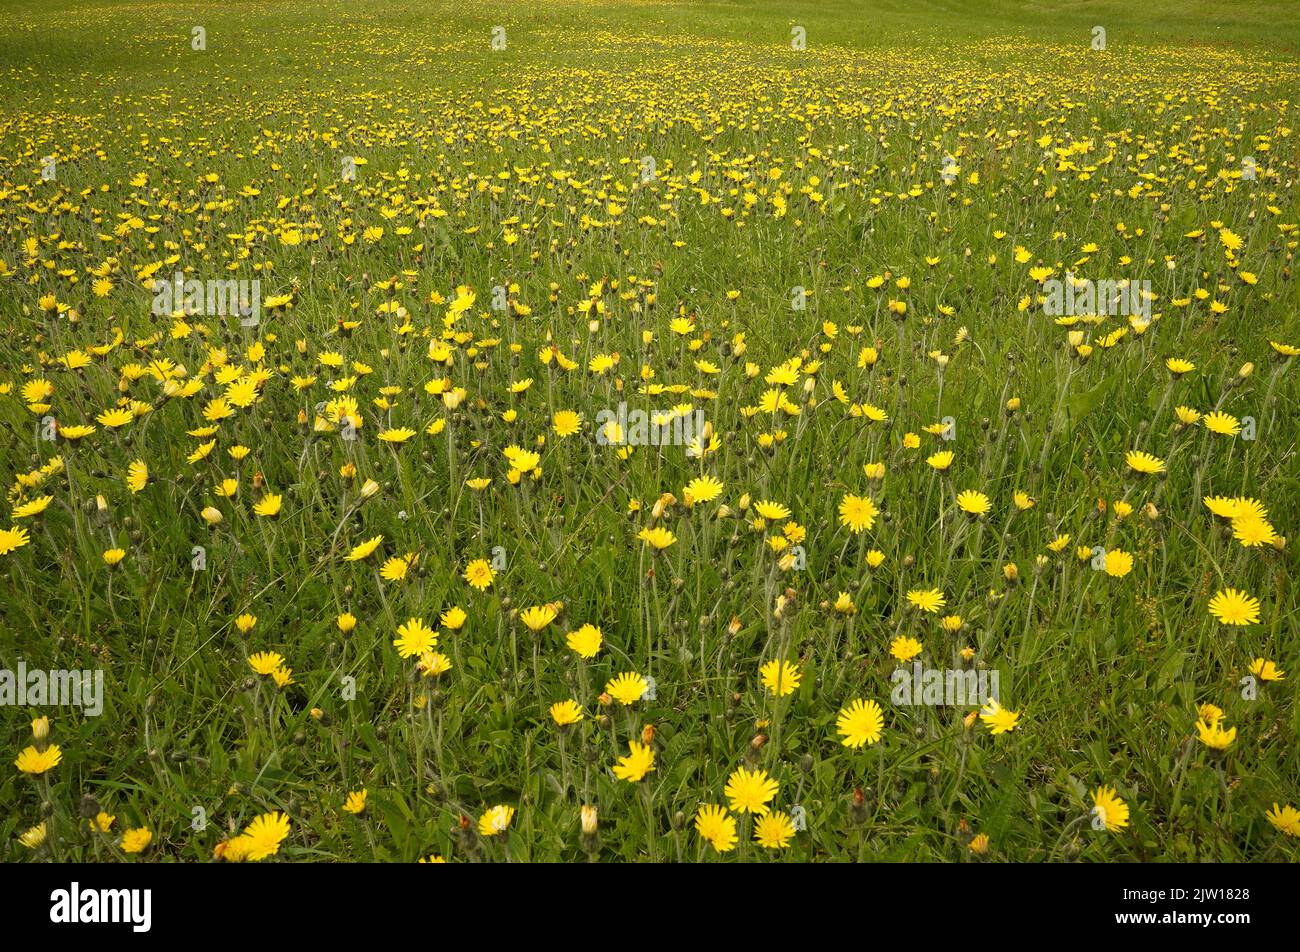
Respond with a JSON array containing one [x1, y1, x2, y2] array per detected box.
[[1201, 411, 1241, 436], [1204, 495, 1241, 518], [955, 489, 991, 516], [838, 493, 878, 533], [606, 671, 649, 705], [836, 698, 884, 747], [612, 740, 656, 782], [344, 534, 383, 561], [637, 526, 677, 550], [120, 827, 153, 854], [380, 553, 416, 581], [979, 698, 1020, 735], [1231, 515, 1276, 548], [478, 804, 515, 836], [753, 500, 791, 520], [1248, 658, 1285, 682], [253, 494, 282, 517], [890, 635, 923, 662], [417, 651, 453, 677], [440, 605, 467, 630], [683, 474, 724, 505], [18, 822, 47, 849], [247, 651, 284, 675], [754, 811, 796, 848], [565, 623, 603, 658], [519, 603, 558, 631], [759, 658, 800, 696], [906, 588, 946, 613], [462, 558, 495, 591], [1207, 588, 1260, 626], [188, 441, 216, 464], [1197, 702, 1225, 724], [552, 410, 582, 437], [124, 460, 149, 493], [724, 766, 779, 815], [15, 744, 62, 774], [695, 804, 738, 853], [549, 699, 584, 726], [393, 617, 437, 658], [239, 811, 290, 860], [1092, 786, 1129, 833], [1103, 549, 1134, 578], [1124, 450, 1165, 474], [1266, 803, 1300, 837], [96, 406, 134, 428], [1195, 717, 1236, 750], [343, 790, 368, 815], [22, 379, 54, 403], [13, 495, 53, 518]]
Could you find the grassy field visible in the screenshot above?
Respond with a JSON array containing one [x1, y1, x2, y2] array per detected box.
[[1, 0, 1297, 862]]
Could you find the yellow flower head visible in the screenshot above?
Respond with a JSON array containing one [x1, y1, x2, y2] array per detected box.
[[759, 658, 801, 697], [724, 766, 779, 815], [605, 671, 649, 705]]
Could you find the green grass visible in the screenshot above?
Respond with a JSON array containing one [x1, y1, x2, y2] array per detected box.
[[0, 0, 1297, 862]]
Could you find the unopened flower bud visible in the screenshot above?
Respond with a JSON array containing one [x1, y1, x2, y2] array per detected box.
[[850, 787, 868, 824]]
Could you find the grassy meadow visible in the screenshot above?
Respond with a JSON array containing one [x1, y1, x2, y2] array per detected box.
[[0, 0, 1298, 862]]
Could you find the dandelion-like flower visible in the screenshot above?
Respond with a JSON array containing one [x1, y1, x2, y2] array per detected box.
[[979, 697, 1020, 735], [1207, 588, 1260, 626], [695, 804, 737, 853], [15, 744, 62, 774], [393, 618, 437, 657], [606, 671, 649, 705], [1092, 786, 1130, 833], [759, 658, 800, 696], [724, 766, 779, 815], [612, 741, 655, 782], [836, 698, 884, 748], [838, 493, 879, 533]]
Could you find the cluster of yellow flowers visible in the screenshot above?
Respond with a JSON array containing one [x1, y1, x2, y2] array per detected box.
[[4, 0, 1298, 862]]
